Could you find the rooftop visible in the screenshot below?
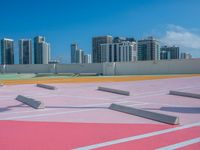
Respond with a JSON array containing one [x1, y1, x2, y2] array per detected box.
[[0, 74, 200, 149]]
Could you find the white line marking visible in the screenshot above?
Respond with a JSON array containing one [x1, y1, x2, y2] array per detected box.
[[0, 100, 153, 120], [1, 85, 199, 99], [1, 85, 200, 119], [35, 91, 166, 102], [0, 94, 195, 118], [156, 137, 200, 150], [127, 103, 150, 107], [73, 122, 200, 150], [0, 109, 98, 120], [0, 100, 129, 116], [0, 109, 48, 115], [125, 100, 193, 108]]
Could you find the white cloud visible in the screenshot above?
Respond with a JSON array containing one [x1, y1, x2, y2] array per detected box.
[[160, 25, 200, 50]]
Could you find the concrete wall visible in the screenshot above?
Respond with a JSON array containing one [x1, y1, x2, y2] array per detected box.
[[56, 63, 103, 74], [103, 63, 116, 76], [113, 59, 200, 75], [0, 63, 103, 74], [0, 64, 54, 73], [0, 59, 200, 75]]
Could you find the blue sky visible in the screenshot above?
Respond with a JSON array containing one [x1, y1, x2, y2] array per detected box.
[[0, 0, 200, 63]]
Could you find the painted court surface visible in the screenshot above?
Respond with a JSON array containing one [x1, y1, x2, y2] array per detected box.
[[0, 75, 200, 150]]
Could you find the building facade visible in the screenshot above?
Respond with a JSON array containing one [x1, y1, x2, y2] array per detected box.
[[83, 54, 92, 63], [75, 49, 84, 64], [34, 36, 50, 64], [180, 52, 192, 59], [137, 37, 160, 61], [92, 35, 113, 63], [1, 38, 14, 64], [19, 39, 32, 64], [41, 42, 50, 64], [100, 38, 137, 63], [71, 43, 91, 64], [160, 46, 179, 60], [71, 43, 78, 64]]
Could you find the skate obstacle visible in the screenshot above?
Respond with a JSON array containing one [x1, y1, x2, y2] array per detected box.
[[16, 95, 45, 109], [36, 84, 56, 90], [109, 103, 179, 125], [98, 87, 130, 96], [169, 90, 200, 99]]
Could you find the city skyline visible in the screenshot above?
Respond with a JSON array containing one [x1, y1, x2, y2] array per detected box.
[[0, 35, 194, 65], [0, 0, 200, 64]]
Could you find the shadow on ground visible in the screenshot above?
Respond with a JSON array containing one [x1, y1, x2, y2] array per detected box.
[[45, 106, 108, 109], [0, 104, 29, 113], [146, 107, 200, 114]]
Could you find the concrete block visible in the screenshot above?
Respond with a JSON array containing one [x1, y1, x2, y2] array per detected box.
[[36, 84, 56, 90], [98, 87, 130, 96], [169, 90, 200, 99], [16, 95, 45, 109], [109, 103, 179, 125]]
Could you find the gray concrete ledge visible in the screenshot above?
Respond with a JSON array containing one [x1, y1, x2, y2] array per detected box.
[[35, 73, 75, 77], [169, 90, 200, 99], [98, 87, 130, 96], [16, 95, 45, 109], [79, 73, 98, 76], [109, 103, 179, 125], [36, 84, 56, 90]]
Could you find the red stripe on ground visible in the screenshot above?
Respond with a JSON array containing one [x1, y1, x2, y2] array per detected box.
[[0, 121, 171, 150], [98, 127, 200, 150]]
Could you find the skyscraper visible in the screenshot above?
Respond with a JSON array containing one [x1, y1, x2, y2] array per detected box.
[[40, 42, 50, 64], [1, 38, 14, 64], [19, 39, 32, 64], [92, 35, 113, 63], [83, 54, 92, 63], [71, 43, 87, 64], [100, 37, 137, 62], [137, 37, 160, 61], [71, 43, 78, 64], [160, 46, 179, 60], [180, 52, 192, 59], [75, 49, 84, 64], [34, 36, 50, 64]]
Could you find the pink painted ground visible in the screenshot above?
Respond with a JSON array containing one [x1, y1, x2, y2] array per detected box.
[[0, 76, 200, 149]]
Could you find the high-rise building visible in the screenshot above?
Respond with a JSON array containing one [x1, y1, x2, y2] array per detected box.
[[160, 51, 170, 60], [1, 38, 14, 64], [83, 54, 92, 63], [160, 46, 179, 60], [100, 37, 137, 63], [71, 43, 87, 64], [34, 36, 50, 64], [19, 39, 32, 64], [75, 49, 84, 64], [180, 52, 192, 59], [71, 43, 78, 64], [113, 37, 135, 43], [92, 35, 113, 63], [41, 42, 50, 64], [137, 37, 160, 61]]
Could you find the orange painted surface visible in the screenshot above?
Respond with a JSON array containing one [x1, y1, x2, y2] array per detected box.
[[1, 74, 200, 85]]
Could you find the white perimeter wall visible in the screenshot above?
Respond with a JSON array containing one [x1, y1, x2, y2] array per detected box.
[[56, 63, 103, 74], [0, 63, 103, 74], [0, 59, 199, 75], [0, 64, 54, 73], [113, 59, 200, 75]]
